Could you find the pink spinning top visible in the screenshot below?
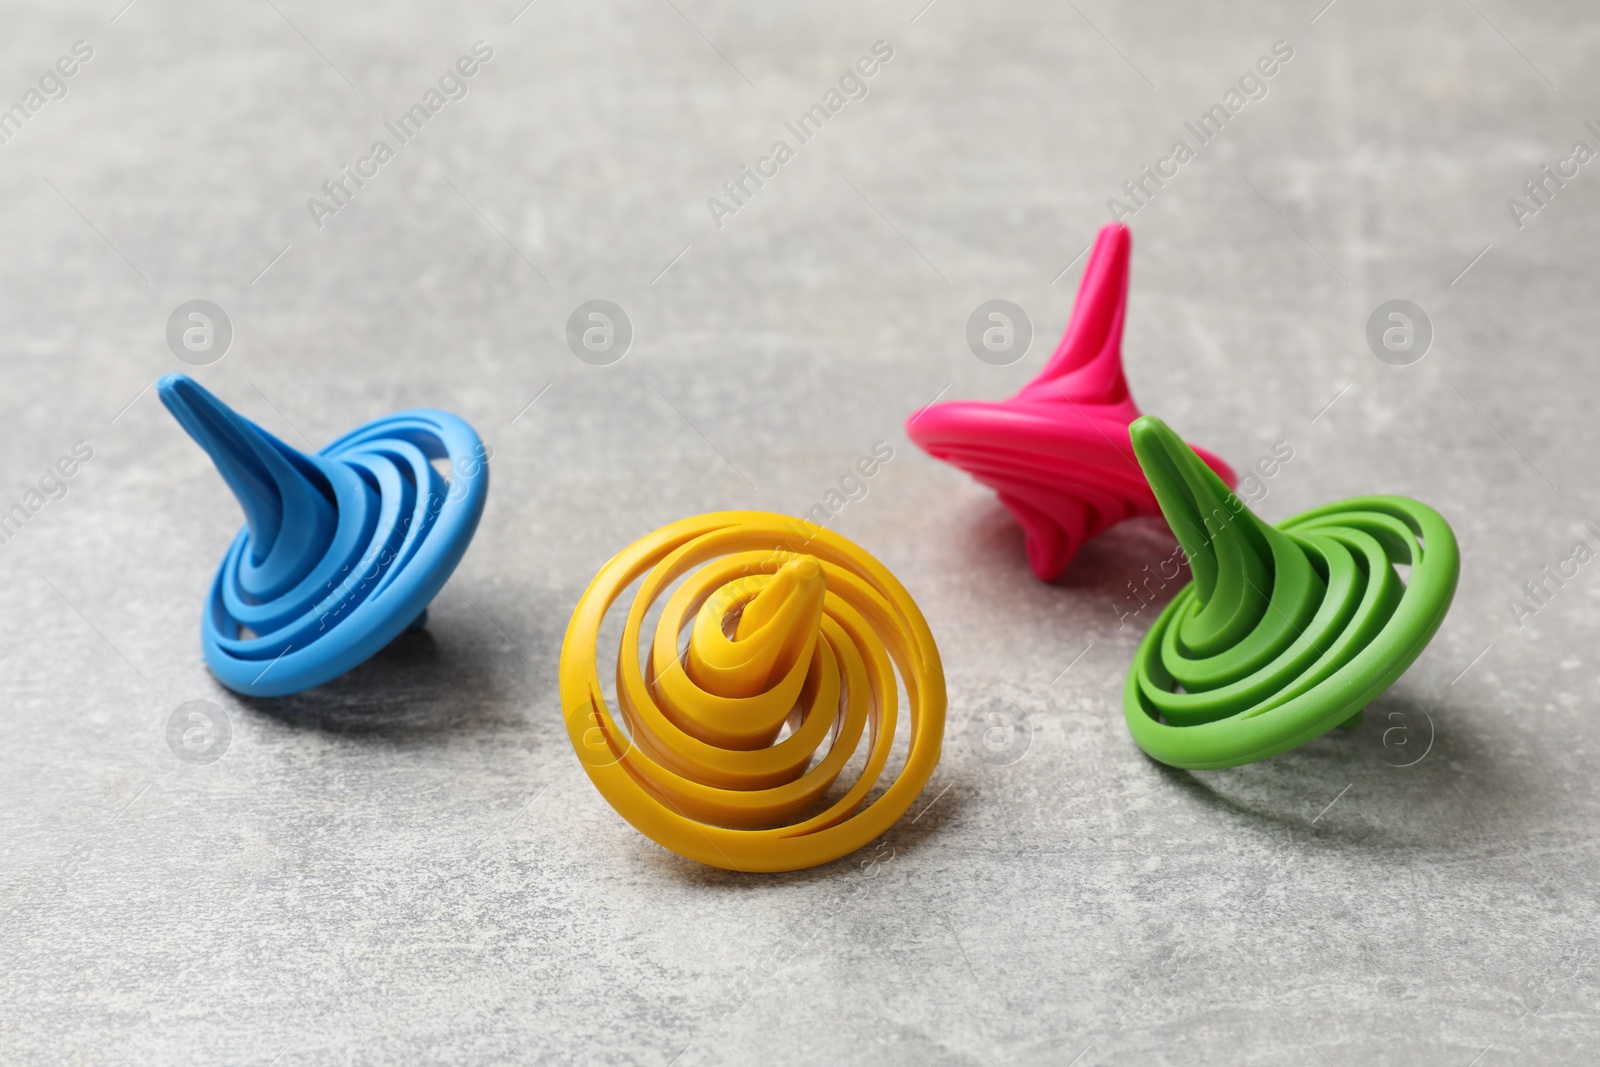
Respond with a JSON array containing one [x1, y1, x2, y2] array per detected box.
[[905, 223, 1236, 581]]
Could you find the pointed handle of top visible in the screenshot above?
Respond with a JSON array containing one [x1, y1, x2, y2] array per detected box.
[[1018, 222, 1132, 407], [1129, 416, 1309, 658], [158, 373, 339, 600], [685, 555, 827, 697]]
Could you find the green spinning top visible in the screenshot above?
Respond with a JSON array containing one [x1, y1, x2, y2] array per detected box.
[[1123, 417, 1459, 769]]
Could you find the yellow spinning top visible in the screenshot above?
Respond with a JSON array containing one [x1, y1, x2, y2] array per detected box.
[[559, 511, 946, 872]]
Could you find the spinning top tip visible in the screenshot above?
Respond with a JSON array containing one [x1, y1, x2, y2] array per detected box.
[[1129, 415, 1233, 584], [1130, 414, 1307, 654], [736, 554, 825, 640], [690, 553, 826, 696], [158, 373, 338, 587]]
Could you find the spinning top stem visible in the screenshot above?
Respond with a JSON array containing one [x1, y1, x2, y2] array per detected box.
[[1130, 416, 1323, 662], [686, 555, 827, 697], [159, 374, 354, 602], [1020, 223, 1131, 406]]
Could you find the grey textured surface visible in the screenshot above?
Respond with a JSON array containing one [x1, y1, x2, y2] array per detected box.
[[2, 1, 1598, 1064]]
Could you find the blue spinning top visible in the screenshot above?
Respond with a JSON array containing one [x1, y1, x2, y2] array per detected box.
[[158, 374, 490, 697]]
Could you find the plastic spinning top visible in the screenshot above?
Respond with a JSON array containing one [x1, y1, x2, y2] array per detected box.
[[560, 511, 945, 873], [1123, 416, 1459, 770], [905, 223, 1236, 581], [158, 374, 490, 697]]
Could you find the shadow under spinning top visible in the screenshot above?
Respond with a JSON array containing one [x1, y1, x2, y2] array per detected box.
[[159, 374, 489, 697], [1123, 416, 1459, 770], [905, 222, 1237, 581]]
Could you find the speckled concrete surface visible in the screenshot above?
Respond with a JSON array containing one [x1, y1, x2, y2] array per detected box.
[[2, 1, 1598, 1064]]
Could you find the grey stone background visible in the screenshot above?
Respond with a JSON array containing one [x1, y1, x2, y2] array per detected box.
[[2, 0, 1597, 1063]]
